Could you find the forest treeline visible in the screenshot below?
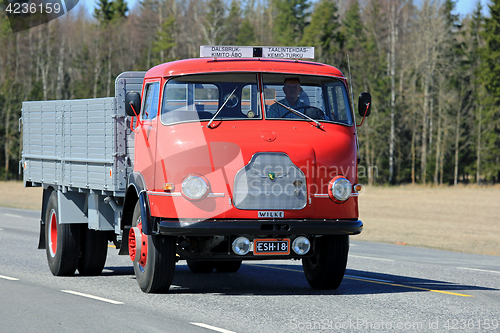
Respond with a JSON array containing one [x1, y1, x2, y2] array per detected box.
[[0, 0, 499, 185]]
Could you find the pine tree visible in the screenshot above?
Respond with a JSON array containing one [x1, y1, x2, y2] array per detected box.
[[112, 0, 129, 19], [468, 1, 485, 184], [273, 0, 311, 46], [341, 0, 366, 89], [152, 15, 176, 64], [301, 0, 341, 65], [479, 0, 500, 182], [357, 0, 392, 185], [237, 19, 256, 45], [224, 0, 243, 45], [94, 0, 114, 22]]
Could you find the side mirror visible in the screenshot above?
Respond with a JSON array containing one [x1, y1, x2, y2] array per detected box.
[[358, 92, 371, 118], [125, 92, 142, 117]]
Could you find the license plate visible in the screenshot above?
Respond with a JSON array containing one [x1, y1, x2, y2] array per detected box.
[[253, 238, 290, 255]]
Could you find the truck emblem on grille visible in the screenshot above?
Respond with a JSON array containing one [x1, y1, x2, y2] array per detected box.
[[252, 170, 288, 180]]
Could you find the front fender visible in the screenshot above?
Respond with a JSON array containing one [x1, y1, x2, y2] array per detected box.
[[119, 172, 152, 255], [123, 172, 152, 235]]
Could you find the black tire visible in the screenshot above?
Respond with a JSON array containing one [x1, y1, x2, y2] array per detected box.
[[214, 260, 242, 273], [45, 190, 80, 276], [187, 260, 215, 274], [132, 201, 176, 293], [77, 228, 109, 276], [302, 235, 349, 290]]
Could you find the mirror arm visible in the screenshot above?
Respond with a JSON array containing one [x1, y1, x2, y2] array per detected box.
[[356, 103, 370, 127], [129, 103, 143, 131]]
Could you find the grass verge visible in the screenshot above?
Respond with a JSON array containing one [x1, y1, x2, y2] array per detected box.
[[1, 181, 498, 256], [357, 185, 500, 256]]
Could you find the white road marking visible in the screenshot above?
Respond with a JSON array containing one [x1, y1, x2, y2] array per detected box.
[[350, 255, 394, 262], [61, 290, 124, 304], [4, 213, 22, 218], [191, 323, 236, 333], [457, 267, 500, 274], [344, 275, 394, 283], [0, 275, 19, 281]]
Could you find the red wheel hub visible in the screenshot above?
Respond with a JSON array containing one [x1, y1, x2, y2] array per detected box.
[[49, 210, 57, 257], [129, 222, 148, 266]]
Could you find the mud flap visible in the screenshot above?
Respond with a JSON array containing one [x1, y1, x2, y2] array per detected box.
[[38, 219, 46, 249]]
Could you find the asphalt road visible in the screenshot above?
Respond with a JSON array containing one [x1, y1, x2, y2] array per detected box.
[[1, 206, 499, 333]]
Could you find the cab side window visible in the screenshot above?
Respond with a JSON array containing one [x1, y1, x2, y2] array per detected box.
[[142, 82, 160, 120], [326, 82, 352, 125]]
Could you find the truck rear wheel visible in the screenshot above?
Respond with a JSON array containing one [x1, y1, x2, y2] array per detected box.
[[214, 260, 242, 273], [78, 228, 109, 276], [131, 201, 176, 293], [302, 235, 349, 290], [45, 191, 81, 276], [187, 260, 215, 273]]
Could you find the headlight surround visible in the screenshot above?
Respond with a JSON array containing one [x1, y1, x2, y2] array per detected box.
[[328, 176, 352, 203], [181, 175, 210, 201], [292, 236, 311, 255], [232, 237, 251, 255]]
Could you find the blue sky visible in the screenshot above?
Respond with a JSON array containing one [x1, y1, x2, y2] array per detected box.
[[78, 0, 491, 19], [455, 0, 491, 16]]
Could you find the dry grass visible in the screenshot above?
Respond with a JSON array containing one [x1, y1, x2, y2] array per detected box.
[[357, 185, 500, 256], [0, 181, 42, 211], [1, 181, 499, 256]]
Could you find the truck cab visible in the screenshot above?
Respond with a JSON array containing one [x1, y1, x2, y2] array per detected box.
[[123, 46, 370, 292], [23, 46, 370, 293]]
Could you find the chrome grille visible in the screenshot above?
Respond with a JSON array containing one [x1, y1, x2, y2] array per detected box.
[[233, 153, 307, 210]]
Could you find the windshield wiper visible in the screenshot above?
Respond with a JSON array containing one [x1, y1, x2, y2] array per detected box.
[[207, 87, 238, 128], [274, 100, 322, 129]]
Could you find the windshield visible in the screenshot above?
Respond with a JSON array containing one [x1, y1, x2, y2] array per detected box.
[[263, 74, 353, 126], [162, 73, 261, 125]]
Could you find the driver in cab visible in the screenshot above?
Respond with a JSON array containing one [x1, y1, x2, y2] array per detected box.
[[267, 78, 309, 118]]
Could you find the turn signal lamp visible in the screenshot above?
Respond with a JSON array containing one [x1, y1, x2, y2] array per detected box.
[[352, 184, 364, 196], [162, 183, 175, 191]]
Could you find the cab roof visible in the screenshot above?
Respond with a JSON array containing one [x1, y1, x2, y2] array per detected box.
[[144, 58, 345, 79]]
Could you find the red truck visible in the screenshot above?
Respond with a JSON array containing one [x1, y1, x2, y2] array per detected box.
[[22, 46, 371, 293]]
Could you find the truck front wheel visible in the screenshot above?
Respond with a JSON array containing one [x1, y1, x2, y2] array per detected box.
[[45, 191, 81, 276], [131, 201, 176, 293], [302, 235, 349, 290]]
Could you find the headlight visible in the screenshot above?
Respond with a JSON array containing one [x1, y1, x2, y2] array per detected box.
[[329, 176, 352, 202], [232, 237, 251, 255], [292, 236, 311, 255], [181, 175, 209, 200]]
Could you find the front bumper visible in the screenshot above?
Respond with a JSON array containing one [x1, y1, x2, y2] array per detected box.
[[158, 219, 362, 236]]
